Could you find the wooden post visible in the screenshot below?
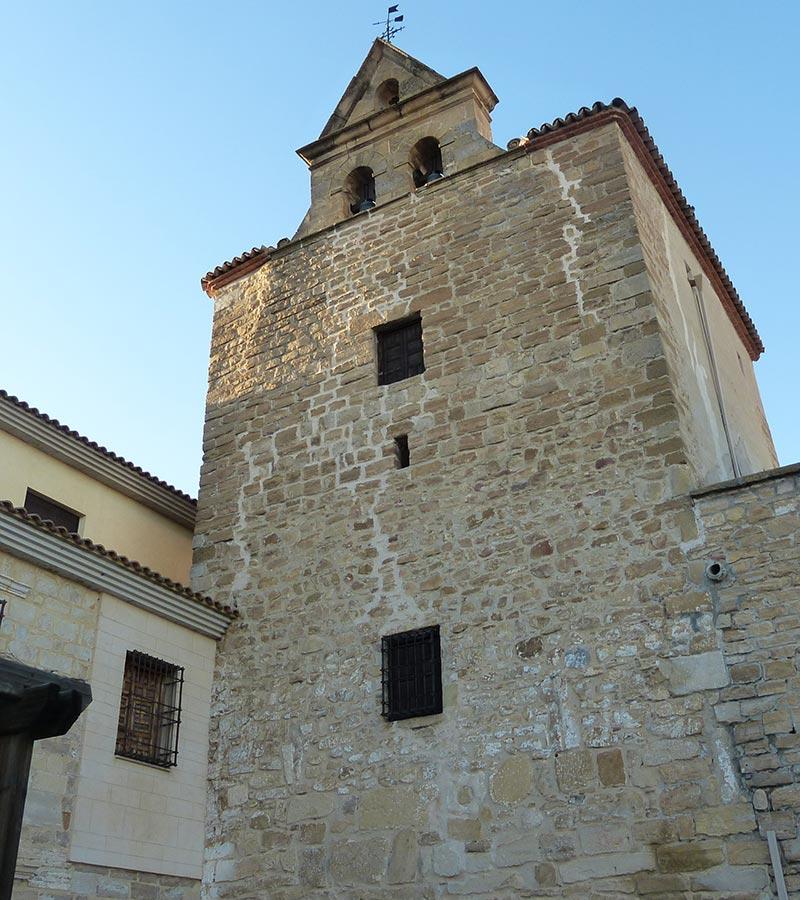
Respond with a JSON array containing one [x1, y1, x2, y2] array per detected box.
[[0, 660, 91, 900], [0, 733, 34, 900]]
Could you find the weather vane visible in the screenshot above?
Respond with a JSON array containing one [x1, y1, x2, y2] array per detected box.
[[374, 4, 405, 43]]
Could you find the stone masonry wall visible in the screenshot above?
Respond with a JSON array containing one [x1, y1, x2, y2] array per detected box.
[[195, 121, 779, 897], [0, 550, 200, 900], [692, 466, 800, 897], [619, 136, 776, 486]]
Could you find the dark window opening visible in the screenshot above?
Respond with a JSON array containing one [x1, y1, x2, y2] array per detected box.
[[377, 78, 400, 108], [382, 625, 443, 721], [23, 489, 81, 533], [345, 166, 376, 215], [411, 137, 444, 188], [115, 650, 184, 768], [376, 315, 424, 385], [0, 596, 6, 628], [394, 434, 410, 469]]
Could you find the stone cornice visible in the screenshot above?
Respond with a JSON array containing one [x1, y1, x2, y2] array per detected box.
[[0, 394, 196, 529], [296, 68, 498, 166], [0, 511, 233, 639], [690, 462, 800, 499]]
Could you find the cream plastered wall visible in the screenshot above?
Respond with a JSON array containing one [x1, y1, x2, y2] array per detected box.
[[69, 592, 215, 879], [620, 136, 777, 486], [0, 430, 193, 583]]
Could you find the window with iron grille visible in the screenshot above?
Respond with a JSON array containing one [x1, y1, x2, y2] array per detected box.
[[115, 650, 184, 768], [376, 315, 425, 386], [23, 489, 82, 534], [0, 596, 6, 628], [381, 625, 442, 721]]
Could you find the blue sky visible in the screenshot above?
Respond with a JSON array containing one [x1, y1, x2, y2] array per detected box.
[[1, 1, 797, 495]]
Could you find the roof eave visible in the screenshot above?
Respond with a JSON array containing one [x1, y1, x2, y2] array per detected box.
[[0, 501, 237, 638], [521, 99, 763, 359]]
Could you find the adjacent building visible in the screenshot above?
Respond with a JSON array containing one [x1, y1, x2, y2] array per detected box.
[[0, 389, 236, 898], [195, 40, 799, 897]]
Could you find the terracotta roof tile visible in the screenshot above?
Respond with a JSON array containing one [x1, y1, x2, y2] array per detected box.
[[0, 500, 237, 619], [201, 246, 273, 295], [0, 389, 197, 505]]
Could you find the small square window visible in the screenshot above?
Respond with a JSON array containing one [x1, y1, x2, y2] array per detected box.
[[381, 625, 442, 721], [23, 489, 82, 534], [376, 315, 425, 386], [115, 650, 184, 768]]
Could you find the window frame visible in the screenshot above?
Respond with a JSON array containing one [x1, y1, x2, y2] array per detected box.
[[115, 650, 184, 769], [23, 488, 83, 534], [375, 313, 425, 386], [381, 625, 443, 721]]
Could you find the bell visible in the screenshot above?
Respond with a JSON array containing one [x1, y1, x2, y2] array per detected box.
[[425, 170, 444, 184], [356, 198, 376, 213]]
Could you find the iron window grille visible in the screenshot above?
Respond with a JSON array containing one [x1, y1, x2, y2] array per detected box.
[[381, 625, 442, 721], [376, 315, 425, 386], [115, 650, 184, 768], [23, 489, 82, 534]]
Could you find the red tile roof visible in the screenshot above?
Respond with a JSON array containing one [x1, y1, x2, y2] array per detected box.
[[0, 389, 197, 505], [201, 246, 273, 295], [0, 500, 236, 618], [200, 98, 763, 360]]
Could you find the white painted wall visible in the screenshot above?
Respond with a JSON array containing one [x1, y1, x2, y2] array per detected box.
[[69, 593, 216, 878]]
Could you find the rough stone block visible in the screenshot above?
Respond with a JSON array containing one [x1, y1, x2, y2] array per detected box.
[[448, 818, 481, 841], [555, 749, 595, 794], [658, 651, 729, 696], [560, 850, 655, 883], [287, 793, 335, 824], [358, 786, 425, 828], [635, 872, 689, 894], [387, 830, 418, 884], [299, 822, 326, 844], [597, 748, 625, 786], [656, 841, 724, 873], [494, 834, 538, 867], [694, 804, 756, 836], [690, 864, 768, 892], [330, 837, 388, 884], [433, 842, 464, 877], [578, 822, 630, 854], [730, 662, 761, 683], [769, 784, 800, 810], [535, 862, 557, 887], [490, 755, 534, 803], [298, 847, 326, 887]]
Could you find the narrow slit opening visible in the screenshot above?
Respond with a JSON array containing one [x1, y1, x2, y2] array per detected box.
[[394, 435, 410, 469]]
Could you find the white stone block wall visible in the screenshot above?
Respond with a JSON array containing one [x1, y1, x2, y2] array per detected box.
[[69, 593, 216, 879]]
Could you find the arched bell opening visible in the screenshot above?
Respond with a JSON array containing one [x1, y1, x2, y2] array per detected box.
[[345, 166, 376, 215], [410, 137, 444, 189], [376, 78, 400, 109]]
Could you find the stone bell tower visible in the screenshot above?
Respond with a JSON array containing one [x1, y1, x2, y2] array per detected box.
[[294, 39, 501, 238], [196, 38, 796, 899]]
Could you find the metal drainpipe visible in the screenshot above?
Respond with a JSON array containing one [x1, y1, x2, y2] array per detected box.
[[767, 831, 789, 900], [687, 271, 742, 480]]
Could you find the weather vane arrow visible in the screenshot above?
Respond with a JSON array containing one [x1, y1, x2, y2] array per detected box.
[[373, 4, 405, 43]]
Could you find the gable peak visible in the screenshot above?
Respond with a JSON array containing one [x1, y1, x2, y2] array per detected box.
[[319, 39, 445, 139]]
